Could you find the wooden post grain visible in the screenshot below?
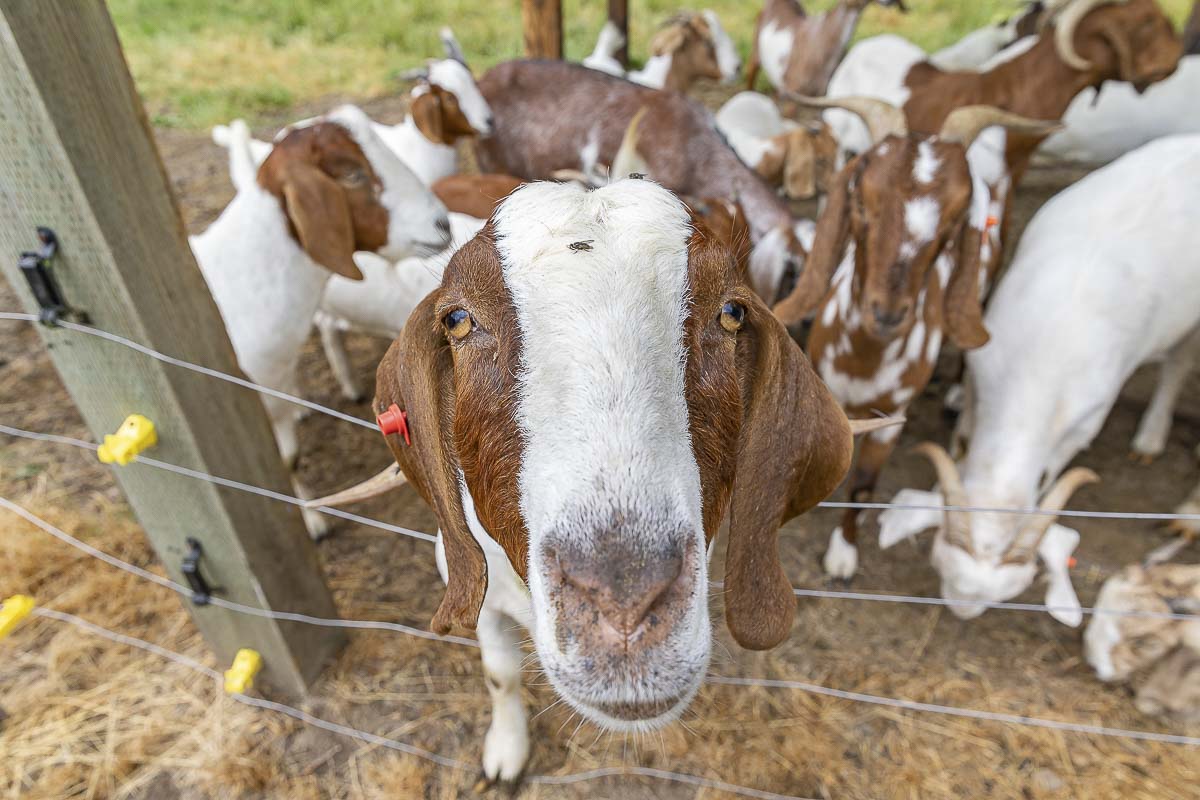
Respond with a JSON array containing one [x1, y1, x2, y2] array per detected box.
[[0, 1, 343, 697], [522, 0, 563, 59], [608, 0, 629, 68]]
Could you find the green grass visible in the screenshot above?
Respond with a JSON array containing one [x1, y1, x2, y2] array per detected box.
[[109, 0, 1195, 130]]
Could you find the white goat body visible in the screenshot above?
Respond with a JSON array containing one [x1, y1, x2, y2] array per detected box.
[[1040, 56, 1200, 164], [879, 135, 1200, 623]]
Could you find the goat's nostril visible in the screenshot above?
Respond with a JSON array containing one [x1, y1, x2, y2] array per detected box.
[[872, 303, 907, 330]]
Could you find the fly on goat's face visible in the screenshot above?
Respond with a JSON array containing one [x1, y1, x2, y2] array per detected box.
[[568, 240, 594, 252]]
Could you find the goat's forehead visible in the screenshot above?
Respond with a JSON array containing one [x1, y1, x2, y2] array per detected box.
[[428, 60, 476, 95], [492, 181, 693, 311]]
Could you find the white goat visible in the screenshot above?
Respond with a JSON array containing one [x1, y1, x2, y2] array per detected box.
[[877, 135, 1200, 625], [213, 57, 492, 187], [193, 110, 450, 538], [1039, 57, 1200, 163]]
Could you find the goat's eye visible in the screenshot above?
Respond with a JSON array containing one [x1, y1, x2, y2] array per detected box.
[[443, 309, 473, 339], [340, 169, 368, 187], [719, 302, 746, 333]]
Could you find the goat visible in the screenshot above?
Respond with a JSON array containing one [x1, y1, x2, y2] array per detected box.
[[771, 97, 1057, 580], [745, 0, 907, 98], [212, 38, 493, 186], [927, 2, 1045, 71], [475, 60, 811, 303], [191, 110, 451, 538], [584, 11, 740, 92], [351, 178, 866, 784], [1085, 563, 1200, 689], [1039, 56, 1200, 163], [714, 91, 838, 200], [876, 135, 1200, 624], [1135, 644, 1200, 722]]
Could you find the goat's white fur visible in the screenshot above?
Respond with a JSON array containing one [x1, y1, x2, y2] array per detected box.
[[192, 108, 449, 538], [879, 135, 1200, 623]]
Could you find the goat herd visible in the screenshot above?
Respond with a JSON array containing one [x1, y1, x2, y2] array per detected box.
[[185, 0, 1200, 785]]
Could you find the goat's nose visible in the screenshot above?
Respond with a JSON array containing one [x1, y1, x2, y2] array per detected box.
[[871, 303, 908, 331], [549, 541, 688, 642]]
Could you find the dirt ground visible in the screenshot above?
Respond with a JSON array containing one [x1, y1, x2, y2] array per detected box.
[[3, 84, 1200, 800]]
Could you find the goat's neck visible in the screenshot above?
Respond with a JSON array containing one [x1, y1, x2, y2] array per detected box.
[[960, 390, 1055, 509], [375, 118, 454, 185], [633, 54, 674, 89], [980, 37, 1103, 115]]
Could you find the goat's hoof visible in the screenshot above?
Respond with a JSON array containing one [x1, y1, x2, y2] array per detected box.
[[342, 388, 367, 403], [473, 772, 524, 796], [1128, 450, 1158, 465], [822, 527, 859, 579]]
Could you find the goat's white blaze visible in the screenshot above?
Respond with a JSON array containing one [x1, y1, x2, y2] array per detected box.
[[427, 60, 493, 134], [703, 10, 742, 82], [913, 140, 941, 184], [494, 181, 706, 703], [904, 196, 940, 250]]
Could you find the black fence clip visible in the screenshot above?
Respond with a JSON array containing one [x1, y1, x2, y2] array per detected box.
[[18, 227, 85, 327], [182, 537, 214, 605]]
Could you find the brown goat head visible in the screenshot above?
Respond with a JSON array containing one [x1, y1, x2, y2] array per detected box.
[[1045, 0, 1181, 92]]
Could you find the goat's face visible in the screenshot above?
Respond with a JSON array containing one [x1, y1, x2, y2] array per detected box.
[[413, 59, 494, 139], [375, 179, 853, 731], [654, 13, 725, 85], [843, 136, 973, 341], [259, 105, 451, 278], [1066, 0, 1181, 92], [1085, 565, 1196, 682]]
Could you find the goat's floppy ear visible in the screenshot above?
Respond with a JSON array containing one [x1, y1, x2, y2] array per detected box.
[[411, 90, 448, 145], [943, 224, 989, 350], [651, 23, 687, 55], [279, 162, 364, 280], [773, 157, 855, 330], [726, 295, 853, 649], [375, 293, 487, 634]]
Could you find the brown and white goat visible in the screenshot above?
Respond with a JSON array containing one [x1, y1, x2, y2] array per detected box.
[[773, 99, 1057, 578], [365, 178, 858, 784], [746, 0, 907, 97], [475, 60, 811, 302], [585, 11, 740, 92]]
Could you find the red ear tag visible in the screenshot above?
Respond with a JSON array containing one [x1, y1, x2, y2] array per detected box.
[[985, 215, 999, 231], [1067, 556, 1078, 569], [377, 403, 410, 446]]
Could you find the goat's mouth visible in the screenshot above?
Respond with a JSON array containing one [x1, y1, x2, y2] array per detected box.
[[547, 669, 705, 732]]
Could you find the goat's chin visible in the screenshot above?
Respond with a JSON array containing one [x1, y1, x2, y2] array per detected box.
[[545, 660, 708, 733]]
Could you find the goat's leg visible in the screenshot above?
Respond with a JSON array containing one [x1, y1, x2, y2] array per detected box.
[[265, 394, 329, 540], [475, 605, 530, 789], [823, 429, 899, 579], [744, 14, 762, 91], [1132, 325, 1200, 462], [316, 312, 365, 402]]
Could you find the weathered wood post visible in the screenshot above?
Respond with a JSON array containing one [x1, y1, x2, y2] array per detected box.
[[0, 1, 344, 697], [522, 0, 563, 59], [608, 0, 629, 68]]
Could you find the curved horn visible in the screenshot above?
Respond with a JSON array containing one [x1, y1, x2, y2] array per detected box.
[[303, 463, 408, 508], [938, 105, 1063, 148], [1054, 0, 1126, 71], [1004, 467, 1100, 563], [785, 93, 907, 146], [913, 442, 974, 556], [439, 27, 468, 65]]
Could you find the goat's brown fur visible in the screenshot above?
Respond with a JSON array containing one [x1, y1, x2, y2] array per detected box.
[[410, 84, 479, 146], [432, 174, 524, 219]]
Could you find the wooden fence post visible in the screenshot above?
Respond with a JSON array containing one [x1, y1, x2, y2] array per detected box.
[[522, 0, 563, 59], [608, 0, 629, 68], [0, 1, 344, 697]]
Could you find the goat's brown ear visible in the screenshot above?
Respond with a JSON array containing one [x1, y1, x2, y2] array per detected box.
[[279, 162, 363, 280], [773, 158, 855, 330], [650, 23, 687, 55], [411, 90, 449, 145], [375, 293, 487, 634], [943, 224, 990, 350], [726, 295, 853, 649]]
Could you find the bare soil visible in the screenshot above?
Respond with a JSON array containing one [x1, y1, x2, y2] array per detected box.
[[2, 85, 1199, 800]]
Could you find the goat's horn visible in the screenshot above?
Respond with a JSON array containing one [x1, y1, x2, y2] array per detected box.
[[848, 416, 906, 436], [399, 66, 430, 82], [612, 107, 650, 180], [439, 27, 468, 66], [303, 463, 408, 508], [1054, 0, 1127, 71], [784, 93, 908, 146], [1004, 467, 1099, 562], [938, 105, 1063, 148], [913, 442, 974, 555]]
